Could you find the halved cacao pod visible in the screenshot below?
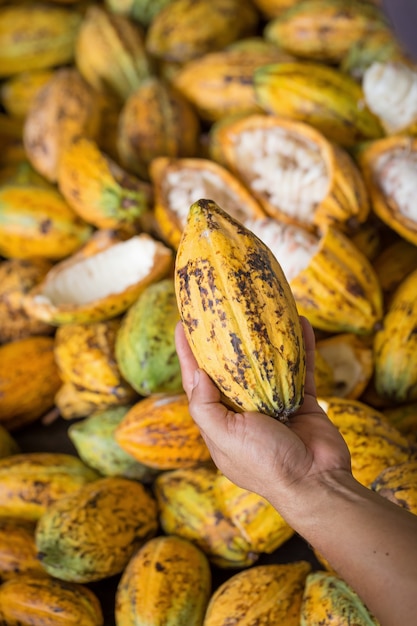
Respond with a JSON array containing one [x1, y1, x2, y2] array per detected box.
[[0, 4, 82, 77], [0, 452, 99, 521], [373, 268, 417, 403], [54, 319, 136, 398], [215, 473, 294, 554], [0, 258, 54, 344], [316, 333, 374, 400], [172, 44, 293, 122], [0, 573, 104, 626], [145, 0, 259, 64], [154, 466, 257, 568], [115, 393, 211, 469], [318, 397, 411, 487], [204, 562, 311, 626], [211, 113, 370, 234], [0, 162, 93, 261], [175, 199, 305, 421], [58, 137, 153, 230], [68, 407, 159, 482], [0, 518, 45, 580], [300, 571, 379, 626], [117, 76, 201, 181], [362, 61, 417, 136], [244, 218, 383, 335], [253, 61, 383, 147], [23, 230, 173, 325], [0, 69, 54, 119], [115, 278, 182, 395], [370, 459, 417, 515], [23, 68, 101, 182], [150, 156, 265, 249], [35, 477, 158, 582], [115, 535, 211, 626], [0, 336, 61, 431], [358, 135, 417, 247], [341, 29, 410, 81], [264, 0, 388, 64], [74, 5, 153, 101]]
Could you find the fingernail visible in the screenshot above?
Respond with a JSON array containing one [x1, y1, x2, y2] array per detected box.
[[192, 369, 200, 389]]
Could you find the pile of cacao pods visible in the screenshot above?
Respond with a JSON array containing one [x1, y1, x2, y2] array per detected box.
[[1, 0, 417, 623]]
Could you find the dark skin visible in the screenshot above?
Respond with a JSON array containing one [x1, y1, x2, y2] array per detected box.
[[175, 317, 417, 626]]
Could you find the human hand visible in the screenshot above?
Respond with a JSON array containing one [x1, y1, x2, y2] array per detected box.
[[175, 316, 352, 515]]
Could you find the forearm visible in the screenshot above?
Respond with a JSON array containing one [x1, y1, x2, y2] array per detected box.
[[268, 470, 417, 626]]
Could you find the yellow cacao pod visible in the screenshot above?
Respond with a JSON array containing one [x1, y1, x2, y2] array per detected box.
[[374, 267, 417, 403], [0, 336, 61, 431], [264, 0, 388, 64], [0, 4, 82, 77], [154, 466, 257, 568], [35, 477, 158, 583], [254, 61, 383, 146], [115, 535, 211, 626], [0, 70, 54, 119], [0, 452, 99, 521], [382, 403, 417, 445], [0, 573, 104, 626], [372, 238, 417, 306], [175, 199, 306, 421], [204, 561, 311, 626], [55, 381, 137, 421], [370, 459, 417, 516], [0, 519, 44, 580], [23, 68, 101, 183], [300, 570, 380, 625], [145, 0, 259, 64], [115, 393, 211, 470]]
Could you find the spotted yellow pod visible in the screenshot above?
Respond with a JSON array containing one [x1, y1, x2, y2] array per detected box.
[[115, 535, 211, 626], [204, 561, 311, 626], [300, 571, 379, 625], [35, 477, 158, 583], [0, 573, 104, 626], [175, 199, 306, 421], [370, 459, 417, 516], [0, 518, 44, 580]]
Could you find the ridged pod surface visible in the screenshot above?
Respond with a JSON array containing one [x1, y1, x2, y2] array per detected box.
[[204, 562, 311, 626], [74, 6, 153, 101], [68, 407, 159, 482], [117, 76, 201, 181], [370, 460, 417, 515], [254, 62, 383, 147], [374, 268, 417, 403], [154, 466, 257, 568], [0, 573, 104, 626], [0, 162, 93, 261], [0, 4, 82, 77], [23, 68, 101, 183], [264, 0, 388, 64], [0, 452, 99, 521], [115, 535, 211, 626], [57, 137, 152, 230], [0, 336, 61, 431], [35, 477, 158, 583], [318, 397, 411, 487], [145, 0, 259, 63], [55, 381, 137, 421], [300, 571, 379, 625], [175, 199, 305, 421], [115, 393, 211, 469], [215, 473, 294, 554], [115, 279, 182, 395], [372, 238, 417, 306]]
